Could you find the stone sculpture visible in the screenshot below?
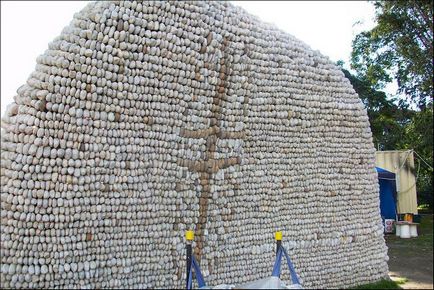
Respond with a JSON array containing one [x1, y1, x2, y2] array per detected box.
[[0, 1, 389, 288]]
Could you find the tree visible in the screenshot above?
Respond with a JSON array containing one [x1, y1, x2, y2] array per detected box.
[[350, 0, 433, 208], [339, 63, 433, 208], [400, 104, 433, 208], [351, 0, 433, 108], [338, 63, 413, 150]]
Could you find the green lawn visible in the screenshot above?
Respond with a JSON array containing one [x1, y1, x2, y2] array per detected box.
[[387, 214, 433, 255], [351, 278, 401, 289]]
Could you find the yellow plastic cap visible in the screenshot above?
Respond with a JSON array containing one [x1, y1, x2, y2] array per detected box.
[[185, 230, 194, 241], [275, 231, 282, 241]]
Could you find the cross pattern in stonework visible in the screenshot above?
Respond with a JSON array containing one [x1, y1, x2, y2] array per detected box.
[[177, 37, 247, 261]]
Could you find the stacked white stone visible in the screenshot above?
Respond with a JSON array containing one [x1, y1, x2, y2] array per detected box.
[[0, 1, 389, 289]]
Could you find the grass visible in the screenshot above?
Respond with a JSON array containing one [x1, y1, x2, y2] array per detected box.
[[349, 276, 408, 289], [393, 277, 408, 284], [417, 214, 434, 248], [351, 278, 401, 289], [352, 215, 433, 289], [386, 214, 433, 252]]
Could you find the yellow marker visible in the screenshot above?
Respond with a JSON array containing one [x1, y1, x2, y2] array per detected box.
[[185, 230, 194, 241], [275, 231, 282, 241]]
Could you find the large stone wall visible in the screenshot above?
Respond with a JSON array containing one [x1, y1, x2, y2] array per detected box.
[[0, 1, 388, 288]]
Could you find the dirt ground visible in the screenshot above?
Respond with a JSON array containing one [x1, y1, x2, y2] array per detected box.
[[386, 214, 433, 289]]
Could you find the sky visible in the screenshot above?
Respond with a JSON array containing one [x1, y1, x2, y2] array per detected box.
[[1, 1, 379, 118]]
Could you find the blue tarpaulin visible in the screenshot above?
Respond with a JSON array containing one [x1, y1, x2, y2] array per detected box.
[[376, 167, 397, 220]]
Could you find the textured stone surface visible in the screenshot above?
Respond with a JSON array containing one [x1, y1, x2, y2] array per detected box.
[[0, 1, 388, 288]]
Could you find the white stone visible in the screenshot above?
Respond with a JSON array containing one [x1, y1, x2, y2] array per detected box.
[[0, 1, 388, 289]]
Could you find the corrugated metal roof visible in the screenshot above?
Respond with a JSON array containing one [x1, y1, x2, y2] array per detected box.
[[375, 150, 418, 214]]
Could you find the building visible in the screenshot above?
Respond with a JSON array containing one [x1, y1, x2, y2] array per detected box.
[[375, 150, 418, 214]]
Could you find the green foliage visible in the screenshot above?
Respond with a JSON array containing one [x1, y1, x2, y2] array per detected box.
[[351, 0, 433, 108], [348, 0, 433, 208], [339, 64, 433, 208], [339, 66, 413, 151], [400, 105, 433, 207]]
